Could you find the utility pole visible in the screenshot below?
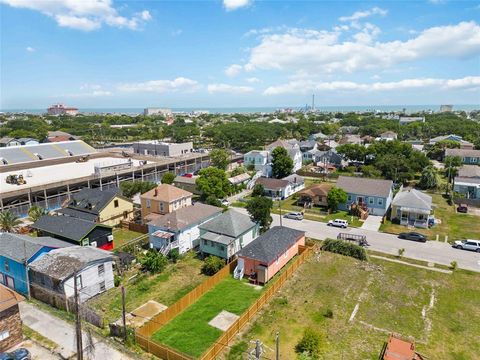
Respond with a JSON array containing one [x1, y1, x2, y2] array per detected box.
[[275, 332, 279, 360], [278, 201, 283, 227], [74, 272, 83, 360], [121, 286, 127, 343], [255, 340, 261, 360]]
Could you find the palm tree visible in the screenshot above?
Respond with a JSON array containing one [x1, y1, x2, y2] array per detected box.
[[0, 211, 22, 232], [419, 166, 438, 189], [28, 205, 47, 223]]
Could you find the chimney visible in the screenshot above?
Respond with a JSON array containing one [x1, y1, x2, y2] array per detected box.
[[154, 188, 158, 197]]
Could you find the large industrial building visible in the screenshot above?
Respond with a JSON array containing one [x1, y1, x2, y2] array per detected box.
[[133, 141, 193, 157]]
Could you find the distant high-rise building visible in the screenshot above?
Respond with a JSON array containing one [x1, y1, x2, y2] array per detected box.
[[47, 104, 78, 116], [144, 108, 172, 116], [440, 105, 453, 113]]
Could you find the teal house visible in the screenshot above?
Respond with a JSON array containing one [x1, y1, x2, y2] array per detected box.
[[199, 210, 259, 261], [445, 148, 480, 165]]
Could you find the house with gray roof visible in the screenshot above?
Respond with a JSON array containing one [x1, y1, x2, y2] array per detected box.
[[453, 165, 480, 200], [237, 226, 305, 284], [445, 148, 480, 165], [147, 203, 223, 254], [199, 210, 259, 261], [29, 246, 114, 303], [0, 233, 71, 296], [391, 188, 433, 228], [336, 176, 394, 216]]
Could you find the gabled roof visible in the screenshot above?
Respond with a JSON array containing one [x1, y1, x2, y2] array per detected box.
[[336, 176, 393, 198], [29, 246, 113, 281], [0, 285, 24, 312], [282, 174, 305, 185], [56, 208, 98, 222], [32, 215, 111, 242], [458, 165, 480, 178], [266, 139, 299, 150], [298, 183, 333, 197], [141, 184, 193, 202], [238, 226, 305, 264], [244, 150, 269, 157], [228, 173, 251, 185], [392, 188, 432, 211], [0, 233, 72, 262], [445, 148, 480, 157], [256, 177, 289, 190], [147, 203, 222, 231], [68, 188, 128, 215], [0, 137, 16, 144], [200, 210, 256, 238]]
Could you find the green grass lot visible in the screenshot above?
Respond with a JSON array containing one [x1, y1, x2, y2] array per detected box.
[[380, 192, 480, 241], [112, 228, 145, 248], [227, 248, 480, 360], [152, 277, 262, 358], [88, 252, 206, 324]]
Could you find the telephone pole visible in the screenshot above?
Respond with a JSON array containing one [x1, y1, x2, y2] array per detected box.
[[255, 340, 261, 360], [121, 286, 127, 343], [74, 272, 83, 360], [275, 332, 279, 360]]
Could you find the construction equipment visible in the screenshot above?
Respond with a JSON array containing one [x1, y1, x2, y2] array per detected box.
[[121, 151, 131, 158], [5, 174, 26, 185], [76, 155, 90, 163]]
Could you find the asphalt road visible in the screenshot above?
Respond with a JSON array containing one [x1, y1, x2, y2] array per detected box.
[[233, 208, 480, 272]]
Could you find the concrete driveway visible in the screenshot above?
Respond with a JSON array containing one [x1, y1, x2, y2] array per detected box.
[[235, 208, 480, 272], [361, 215, 383, 231]]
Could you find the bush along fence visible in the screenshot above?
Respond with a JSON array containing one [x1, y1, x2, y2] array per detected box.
[[135, 245, 313, 360], [321, 238, 367, 261]]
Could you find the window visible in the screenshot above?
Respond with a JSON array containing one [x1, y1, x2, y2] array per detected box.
[[160, 202, 164, 212], [347, 195, 352, 201], [99, 281, 106, 292], [0, 331, 10, 341], [4, 261, 9, 272], [146, 199, 151, 209], [0, 273, 3, 284], [76, 275, 83, 289], [220, 245, 225, 252], [369, 198, 374, 205], [114, 199, 119, 208], [378, 198, 383, 206], [98, 264, 105, 276]]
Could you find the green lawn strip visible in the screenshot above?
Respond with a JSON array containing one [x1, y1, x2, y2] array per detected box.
[[152, 277, 262, 358], [23, 324, 58, 351], [112, 228, 145, 248]]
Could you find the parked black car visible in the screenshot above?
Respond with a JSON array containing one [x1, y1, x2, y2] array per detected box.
[[0, 348, 31, 360], [457, 204, 468, 213], [398, 232, 427, 243]]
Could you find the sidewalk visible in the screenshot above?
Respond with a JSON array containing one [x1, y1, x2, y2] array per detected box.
[[20, 302, 134, 360]]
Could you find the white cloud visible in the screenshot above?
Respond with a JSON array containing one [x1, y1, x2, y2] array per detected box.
[[339, 7, 387, 23], [245, 77, 260, 83], [118, 77, 199, 93], [241, 21, 480, 74], [207, 83, 254, 94], [171, 29, 183, 36], [1, 0, 152, 31], [225, 64, 243, 77], [263, 76, 480, 95], [223, 0, 251, 11], [26, 46, 35, 52]]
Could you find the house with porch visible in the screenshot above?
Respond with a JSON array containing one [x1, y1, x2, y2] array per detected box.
[[140, 184, 193, 221], [453, 165, 480, 199], [199, 210, 259, 261], [297, 183, 333, 208], [391, 188, 433, 228], [243, 150, 271, 176], [445, 148, 480, 165], [147, 203, 223, 254], [336, 176, 393, 216], [256, 175, 305, 200]]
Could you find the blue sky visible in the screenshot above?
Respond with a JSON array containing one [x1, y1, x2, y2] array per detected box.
[[1, 0, 479, 109]]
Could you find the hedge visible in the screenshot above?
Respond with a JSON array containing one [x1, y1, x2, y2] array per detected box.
[[320, 239, 367, 261]]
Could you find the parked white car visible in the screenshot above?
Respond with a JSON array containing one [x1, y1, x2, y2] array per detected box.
[[220, 199, 230, 206], [453, 239, 480, 253], [327, 219, 348, 228]]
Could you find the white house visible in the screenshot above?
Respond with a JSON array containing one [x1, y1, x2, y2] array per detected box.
[[28, 246, 114, 303], [266, 139, 302, 172], [243, 150, 271, 176], [256, 175, 305, 200]]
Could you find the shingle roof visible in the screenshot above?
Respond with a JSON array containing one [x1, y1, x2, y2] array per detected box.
[[336, 176, 393, 198], [266, 139, 299, 150], [69, 188, 124, 215], [141, 184, 193, 202], [458, 165, 480, 178], [445, 148, 480, 158], [282, 174, 305, 185], [298, 183, 333, 197], [199, 210, 256, 238], [29, 246, 113, 281], [32, 215, 110, 242], [147, 203, 222, 231], [238, 226, 305, 264], [0, 233, 72, 262], [56, 208, 98, 222], [0, 285, 24, 312], [392, 188, 432, 211], [256, 177, 289, 190]]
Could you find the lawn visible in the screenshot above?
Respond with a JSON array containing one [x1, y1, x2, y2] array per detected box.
[[112, 228, 145, 248], [88, 252, 206, 324], [152, 277, 262, 358], [227, 247, 480, 360], [380, 192, 480, 241]]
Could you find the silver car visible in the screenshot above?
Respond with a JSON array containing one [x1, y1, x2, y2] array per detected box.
[[284, 212, 304, 220], [453, 239, 480, 253]]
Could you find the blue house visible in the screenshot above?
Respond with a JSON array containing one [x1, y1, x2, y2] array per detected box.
[[0, 233, 71, 296], [336, 176, 393, 216], [445, 148, 480, 165]]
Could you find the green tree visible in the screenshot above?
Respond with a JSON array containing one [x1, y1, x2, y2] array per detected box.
[[209, 149, 230, 170], [140, 250, 168, 274], [251, 183, 265, 197], [295, 328, 324, 359], [120, 181, 157, 198], [246, 196, 272, 233], [360, 165, 382, 178], [161, 172, 176, 185], [418, 166, 438, 189], [336, 144, 367, 162], [444, 155, 462, 183], [0, 211, 22, 232], [271, 147, 293, 179], [230, 166, 246, 177], [196, 167, 231, 201], [327, 186, 348, 212], [201, 256, 225, 275], [28, 206, 47, 223]]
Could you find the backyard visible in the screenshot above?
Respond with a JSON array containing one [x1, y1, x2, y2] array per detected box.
[[227, 247, 480, 360], [380, 192, 480, 241], [112, 228, 145, 249], [88, 252, 206, 325]]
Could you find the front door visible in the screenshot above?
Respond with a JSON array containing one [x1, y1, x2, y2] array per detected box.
[[357, 196, 364, 204], [5, 275, 14, 289]]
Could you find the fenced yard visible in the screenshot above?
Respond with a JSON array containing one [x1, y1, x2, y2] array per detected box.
[[227, 247, 480, 360]]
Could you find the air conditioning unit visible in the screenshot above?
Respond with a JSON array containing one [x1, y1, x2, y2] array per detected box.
[[107, 235, 114, 242], [90, 241, 97, 247]]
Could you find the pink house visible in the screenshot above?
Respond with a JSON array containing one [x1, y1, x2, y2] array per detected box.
[[236, 226, 305, 284]]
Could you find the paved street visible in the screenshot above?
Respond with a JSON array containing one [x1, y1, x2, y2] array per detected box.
[[20, 302, 134, 360], [234, 208, 480, 272]]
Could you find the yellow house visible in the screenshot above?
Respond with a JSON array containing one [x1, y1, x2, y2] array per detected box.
[[57, 188, 134, 226], [140, 184, 193, 221]]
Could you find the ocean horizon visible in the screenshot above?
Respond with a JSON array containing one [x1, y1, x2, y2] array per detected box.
[[1, 104, 479, 115]]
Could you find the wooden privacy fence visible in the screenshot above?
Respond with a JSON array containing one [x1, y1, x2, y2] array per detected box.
[[135, 245, 313, 360]]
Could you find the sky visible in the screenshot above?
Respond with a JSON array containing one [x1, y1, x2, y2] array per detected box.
[[1, 0, 479, 109]]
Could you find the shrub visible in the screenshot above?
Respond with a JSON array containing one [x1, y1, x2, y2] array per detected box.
[[114, 274, 121, 287], [450, 260, 458, 270], [323, 309, 333, 319], [320, 239, 367, 261], [161, 172, 176, 184], [201, 256, 225, 275], [295, 327, 323, 359], [140, 250, 168, 274], [398, 248, 405, 258], [167, 248, 180, 263]]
